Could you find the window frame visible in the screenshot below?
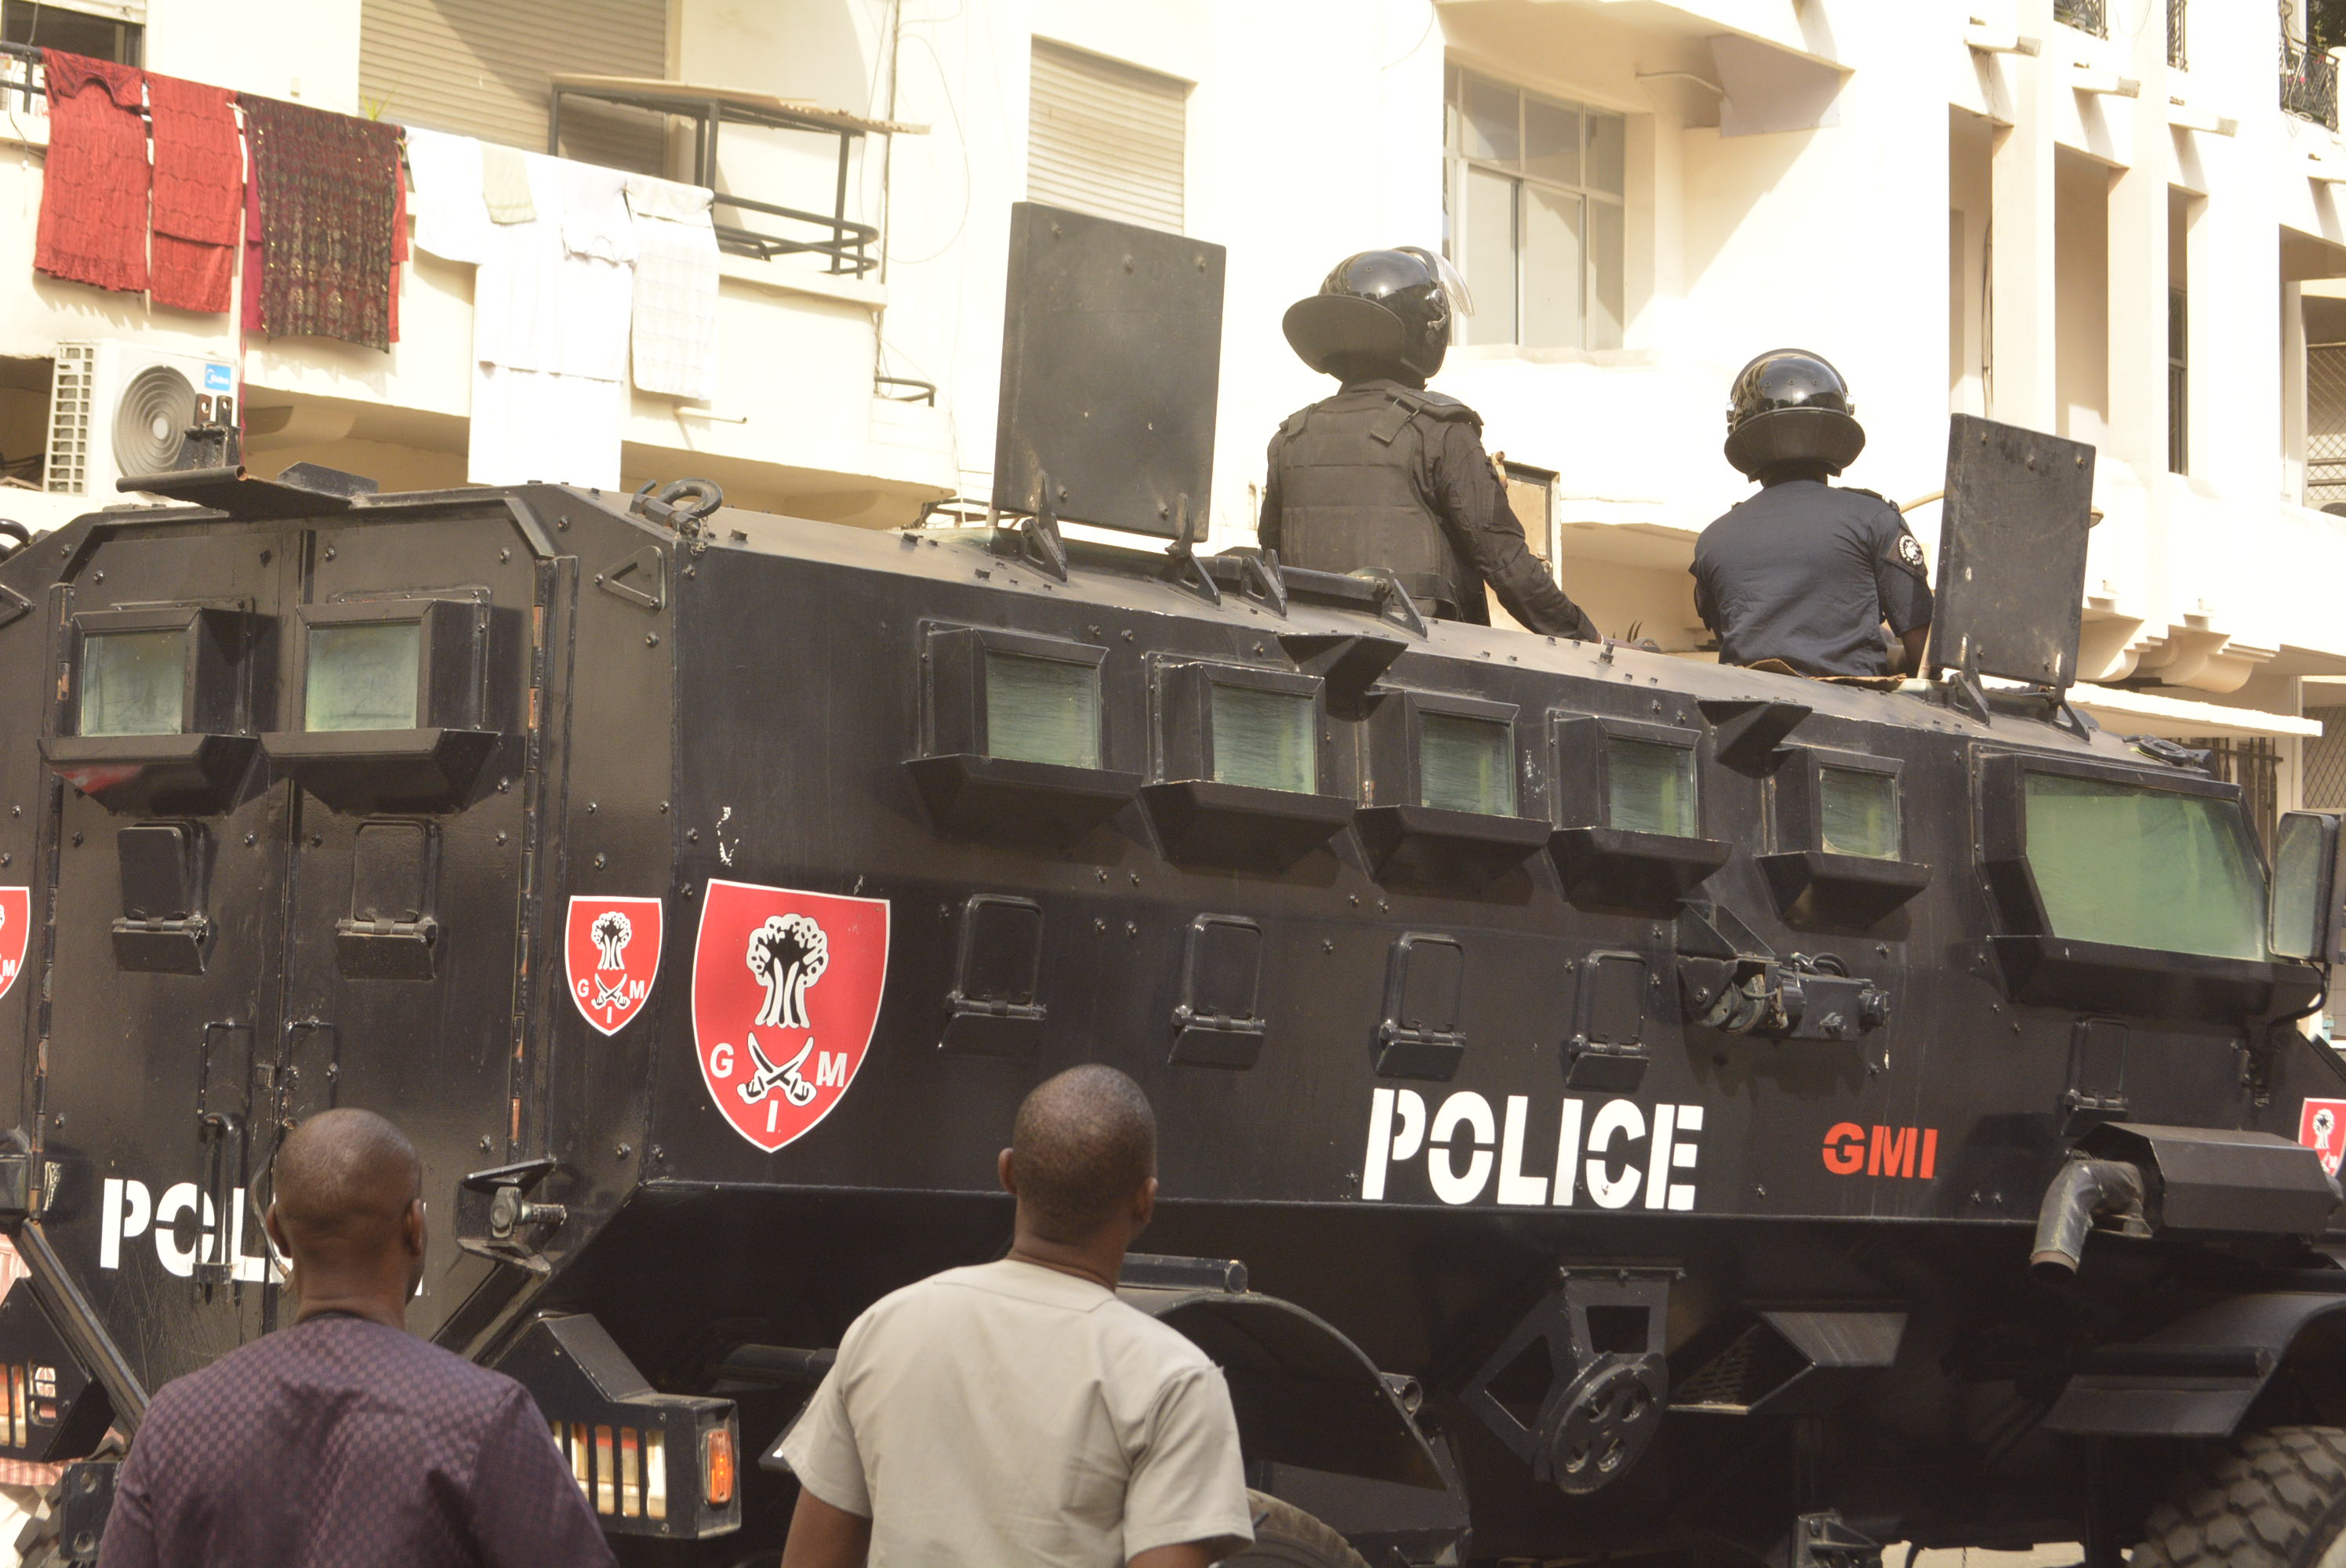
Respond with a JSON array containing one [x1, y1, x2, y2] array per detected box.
[[290, 597, 483, 737], [1367, 688, 1523, 819], [1442, 64, 1628, 351], [921, 623, 1112, 768], [1550, 714, 1704, 837], [1774, 746, 1905, 859], [1153, 658, 1329, 797], [1977, 750, 2268, 955], [60, 604, 273, 739]]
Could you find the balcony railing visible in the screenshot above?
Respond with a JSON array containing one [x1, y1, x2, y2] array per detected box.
[[2170, 0, 2188, 69], [2056, 0, 2110, 37], [2285, 31, 2342, 129]]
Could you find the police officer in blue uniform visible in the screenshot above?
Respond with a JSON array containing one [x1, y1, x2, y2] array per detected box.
[[1260, 249, 1598, 641], [1691, 350, 1933, 678]]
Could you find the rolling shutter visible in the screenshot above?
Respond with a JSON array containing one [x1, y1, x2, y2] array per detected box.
[[1027, 38, 1186, 234], [359, 0, 667, 174]]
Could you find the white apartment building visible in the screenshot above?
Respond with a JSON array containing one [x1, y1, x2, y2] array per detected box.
[[5, 0, 2345, 835]]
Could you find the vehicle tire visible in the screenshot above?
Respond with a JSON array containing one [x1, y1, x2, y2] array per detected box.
[[2135, 1426, 2346, 1568], [1220, 1489, 1371, 1568]]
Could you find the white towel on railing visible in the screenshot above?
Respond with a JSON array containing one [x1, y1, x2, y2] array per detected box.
[[402, 128, 491, 265], [624, 173, 719, 401], [468, 152, 634, 489]]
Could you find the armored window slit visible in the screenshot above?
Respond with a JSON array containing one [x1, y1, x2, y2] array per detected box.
[[1548, 714, 1729, 909], [1168, 916, 1266, 1069], [910, 624, 1136, 845], [1373, 932, 1466, 1081], [334, 821, 439, 980], [940, 895, 1046, 1056], [111, 822, 212, 974]]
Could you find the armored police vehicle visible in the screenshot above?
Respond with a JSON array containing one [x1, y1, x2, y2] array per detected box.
[[2, 205, 2346, 1568]]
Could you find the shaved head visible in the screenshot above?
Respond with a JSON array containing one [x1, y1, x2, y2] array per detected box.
[[271, 1109, 423, 1265], [1010, 1066, 1157, 1243]]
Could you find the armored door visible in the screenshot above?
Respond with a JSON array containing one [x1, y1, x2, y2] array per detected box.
[[35, 518, 298, 1381], [270, 507, 559, 1343]]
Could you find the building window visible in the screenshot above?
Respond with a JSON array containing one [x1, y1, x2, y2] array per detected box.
[[358, 0, 667, 174], [2169, 287, 2188, 476], [1028, 39, 1186, 234], [1502, 459, 1557, 565], [2, 2, 141, 65], [2308, 343, 2346, 507], [1443, 66, 1625, 351]]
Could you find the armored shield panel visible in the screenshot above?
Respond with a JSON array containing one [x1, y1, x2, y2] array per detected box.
[[1926, 413, 2096, 688], [992, 201, 1226, 538]]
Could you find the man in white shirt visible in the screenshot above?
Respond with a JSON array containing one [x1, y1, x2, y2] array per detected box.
[[775, 1065, 1255, 1568]]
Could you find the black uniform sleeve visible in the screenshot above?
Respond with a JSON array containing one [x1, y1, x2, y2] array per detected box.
[[1871, 509, 1934, 635], [1688, 557, 1717, 636], [1429, 422, 1600, 641]]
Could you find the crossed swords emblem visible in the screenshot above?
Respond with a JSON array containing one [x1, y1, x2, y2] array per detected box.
[[739, 1033, 819, 1108]]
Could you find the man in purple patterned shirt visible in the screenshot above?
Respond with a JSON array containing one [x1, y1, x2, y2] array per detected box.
[[97, 1109, 613, 1567]]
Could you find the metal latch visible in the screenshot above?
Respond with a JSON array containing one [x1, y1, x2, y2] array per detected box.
[[456, 1157, 566, 1275]]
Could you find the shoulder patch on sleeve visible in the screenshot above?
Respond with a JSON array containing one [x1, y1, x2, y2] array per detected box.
[[1896, 532, 1927, 570]]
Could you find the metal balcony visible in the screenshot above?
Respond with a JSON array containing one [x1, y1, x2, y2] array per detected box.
[[2284, 34, 2341, 129], [2056, 0, 2109, 38]]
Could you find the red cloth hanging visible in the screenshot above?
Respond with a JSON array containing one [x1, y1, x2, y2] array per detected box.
[[146, 74, 242, 314], [34, 51, 149, 295], [238, 95, 400, 350]]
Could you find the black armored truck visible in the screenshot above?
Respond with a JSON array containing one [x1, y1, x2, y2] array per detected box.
[[4, 206, 2346, 1568]]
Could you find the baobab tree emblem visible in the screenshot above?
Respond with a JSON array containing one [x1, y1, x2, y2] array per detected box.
[[692, 880, 890, 1153], [564, 896, 665, 1037]]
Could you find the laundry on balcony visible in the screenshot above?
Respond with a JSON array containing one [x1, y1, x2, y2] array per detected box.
[[146, 74, 242, 314], [404, 127, 492, 265], [549, 74, 923, 274], [481, 143, 536, 225], [34, 50, 149, 296], [624, 174, 720, 401], [470, 151, 631, 490], [239, 94, 405, 350]]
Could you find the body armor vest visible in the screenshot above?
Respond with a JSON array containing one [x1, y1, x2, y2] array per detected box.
[[1270, 386, 1476, 617]]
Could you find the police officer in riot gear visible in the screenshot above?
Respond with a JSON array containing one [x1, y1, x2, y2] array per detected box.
[[1690, 349, 1933, 678], [1259, 248, 1599, 641]]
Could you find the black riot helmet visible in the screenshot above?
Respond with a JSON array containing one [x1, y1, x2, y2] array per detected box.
[[1722, 348, 1867, 478], [1282, 247, 1472, 382]]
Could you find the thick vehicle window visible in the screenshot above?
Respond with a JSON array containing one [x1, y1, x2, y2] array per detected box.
[[1211, 684, 1314, 793], [80, 630, 184, 736], [1422, 713, 1513, 815], [1608, 738, 1696, 837], [305, 622, 421, 731], [1821, 766, 1899, 859], [983, 652, 1100, 768], [2024, 773, 2266, 960]]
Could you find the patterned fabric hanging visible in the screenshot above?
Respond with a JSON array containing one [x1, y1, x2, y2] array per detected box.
[[146, 74, 242, 314], [238, 95, 400, 350], [34, 51, 149, 295]]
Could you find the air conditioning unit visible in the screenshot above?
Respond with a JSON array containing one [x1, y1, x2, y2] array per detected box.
[[43, 341, 238, 497]]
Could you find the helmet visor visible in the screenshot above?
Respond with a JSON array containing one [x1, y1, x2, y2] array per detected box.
[[1396, 246, 1474, 318]]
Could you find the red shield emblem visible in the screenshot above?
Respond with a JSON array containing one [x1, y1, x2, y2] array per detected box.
[[565, 896, 665, 1036], [0, 887, 27, 1006], [2303, 1098, 2346, 1178], [691, 880, 889, 1153]]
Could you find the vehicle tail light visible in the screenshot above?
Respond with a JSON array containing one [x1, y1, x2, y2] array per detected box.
[[703, 1425, 735, 1507]]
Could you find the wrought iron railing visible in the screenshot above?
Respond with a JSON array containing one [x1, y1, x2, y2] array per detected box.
[[2056, 0, 2110, 37], [2284, 30, 2342, 129], [2169, 0, 2188, 69]]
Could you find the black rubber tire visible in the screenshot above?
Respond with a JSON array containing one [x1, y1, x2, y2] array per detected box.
[[2135, 1427, 2346, 1568], [1219, 1489, 1371, 1567]]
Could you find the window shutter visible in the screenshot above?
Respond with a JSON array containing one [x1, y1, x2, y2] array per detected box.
[[1027, 38, 1185, 234], [360, 0, 668, 174]]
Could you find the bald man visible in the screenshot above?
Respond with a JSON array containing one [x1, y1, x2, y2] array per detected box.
[[98, 1109, 613, 1568], [775, 1066, 1253, 1568]]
